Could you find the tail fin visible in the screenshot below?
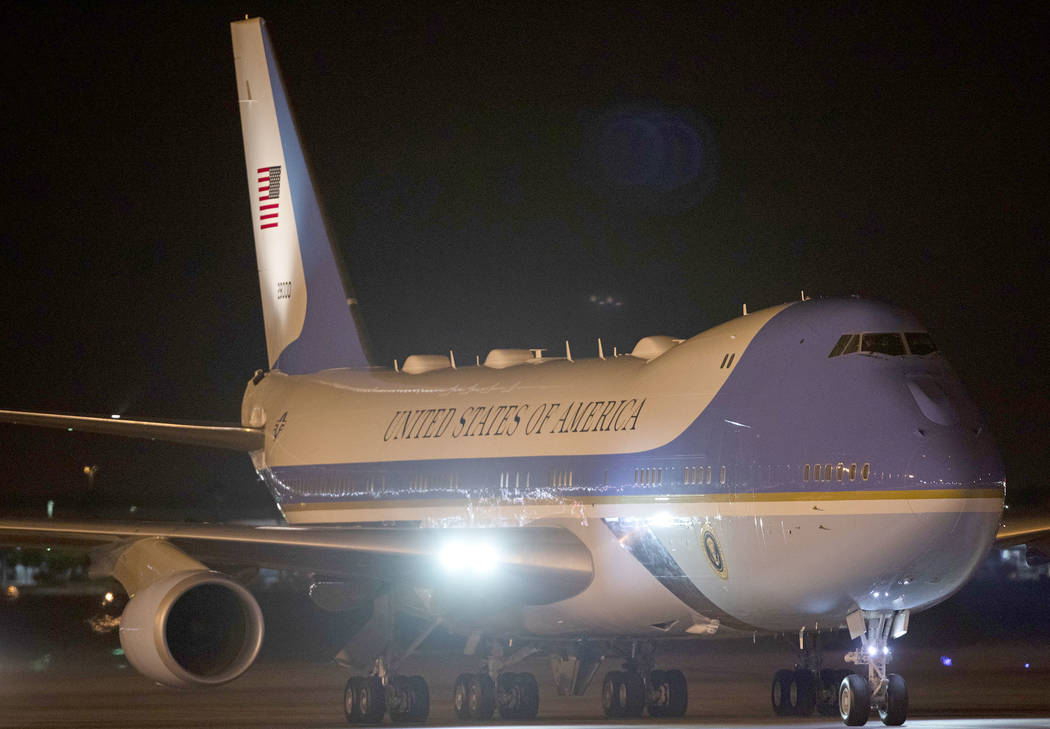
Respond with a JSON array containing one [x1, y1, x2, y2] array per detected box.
[[231, 18, 371, 373]]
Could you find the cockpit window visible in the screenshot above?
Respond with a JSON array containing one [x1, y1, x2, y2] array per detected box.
[[830, 331, 937, 358], [860, 332, 906, 356], [828, 334, 858, 358], [905, 332, 937, 355]]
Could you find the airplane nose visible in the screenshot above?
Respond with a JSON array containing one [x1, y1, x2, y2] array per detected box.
[[906, 426, 1004, 489]]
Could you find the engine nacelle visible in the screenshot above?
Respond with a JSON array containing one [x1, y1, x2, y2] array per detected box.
[[119, 569, 264, 688]]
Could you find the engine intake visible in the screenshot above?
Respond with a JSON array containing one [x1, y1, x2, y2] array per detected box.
[[119, 569, 264, 688]]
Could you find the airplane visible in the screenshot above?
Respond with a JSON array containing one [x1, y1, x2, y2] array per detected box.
[[1, 15, 1047, 727]]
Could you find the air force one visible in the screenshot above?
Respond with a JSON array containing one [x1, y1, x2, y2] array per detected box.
[[0, 16, 1045, 727]]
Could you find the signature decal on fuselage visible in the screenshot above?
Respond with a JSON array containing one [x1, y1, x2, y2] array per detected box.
[[383, 399, 646, 442], [272, 411, 288, 440]]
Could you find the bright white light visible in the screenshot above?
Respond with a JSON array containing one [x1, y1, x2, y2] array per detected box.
[[867, 644, 878, 657], [440, 541, 500, 575], [647, 512, 675, 528], [103, 592, 114, 604], [882, 646, 889, 656], [110, 414, 121, 419]]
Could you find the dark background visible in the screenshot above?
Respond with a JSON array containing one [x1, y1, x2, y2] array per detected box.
[[0, 2, 1045, 521]]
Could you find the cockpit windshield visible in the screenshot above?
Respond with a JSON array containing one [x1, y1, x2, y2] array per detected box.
[[828, 331, 937, 358]]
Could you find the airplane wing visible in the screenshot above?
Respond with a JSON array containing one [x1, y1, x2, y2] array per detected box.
[[995, 512, 1050, 557], [0, 409, 264, 451], [0, 519, 593, 606]]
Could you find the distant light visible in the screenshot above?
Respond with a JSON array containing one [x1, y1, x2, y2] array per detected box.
[[112, 648, 124, 656], [941, 656, 953, 667], [46, 500, 54, 519], [110, 414, 121, 419], [66, 427, 73, 432], [1025, 663, 1030, 669], [103, 592, 115, 604], [1001, 549, 1011, 561]]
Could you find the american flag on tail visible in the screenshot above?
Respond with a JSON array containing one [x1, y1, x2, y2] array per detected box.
[[257, 165, 282, 229]]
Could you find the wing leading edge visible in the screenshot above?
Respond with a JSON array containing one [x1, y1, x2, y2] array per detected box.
[[0, 410, 264, 451], [0, 519, 594, 606]]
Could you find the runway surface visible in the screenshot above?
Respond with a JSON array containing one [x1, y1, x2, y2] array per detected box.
[[2, 566, 1050, 728]]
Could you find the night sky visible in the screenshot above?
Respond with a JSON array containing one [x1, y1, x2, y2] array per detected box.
[[0, 3, 1046, 520]]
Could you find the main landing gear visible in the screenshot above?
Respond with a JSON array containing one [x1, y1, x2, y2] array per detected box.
[[600, 642, 688, 719], [452, 670, 540, 720], [771, 611, 909, 727], [344, 673, 429, 724]]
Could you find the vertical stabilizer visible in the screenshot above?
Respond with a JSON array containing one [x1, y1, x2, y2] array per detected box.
[[231, 18, 371, 373]]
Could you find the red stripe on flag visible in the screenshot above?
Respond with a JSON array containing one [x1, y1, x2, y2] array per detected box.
[[260, 203, 279, 210], [257, 167, 269, 173], [260, 213, 278, 220], [257, 176, 269, 182], [258, 186, 269, 192], [261, 223, 278, 229], [259, 196, 268, 201]]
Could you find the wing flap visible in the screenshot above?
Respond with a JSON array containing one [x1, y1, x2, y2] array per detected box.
[[0, 409, 264, 451]]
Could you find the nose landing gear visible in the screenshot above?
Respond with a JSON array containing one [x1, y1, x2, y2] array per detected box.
[[841, 610, 910, 726]]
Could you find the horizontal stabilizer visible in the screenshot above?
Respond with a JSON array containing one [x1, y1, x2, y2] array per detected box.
[[0, 409, 264, 451]]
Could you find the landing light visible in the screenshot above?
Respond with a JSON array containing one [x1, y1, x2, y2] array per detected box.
[[440, 541, 500, 575], [867, 645, 878, 657]]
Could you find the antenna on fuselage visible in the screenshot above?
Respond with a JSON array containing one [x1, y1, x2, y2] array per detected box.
[[565, 340, 573, 362], [449, 350, 457, 369], [742, 303, 748, 316], [393, 359, 400, 373], [597, 338, 606, 360]]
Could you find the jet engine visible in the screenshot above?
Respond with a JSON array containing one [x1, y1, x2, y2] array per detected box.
[[118, 569, 264, 688]]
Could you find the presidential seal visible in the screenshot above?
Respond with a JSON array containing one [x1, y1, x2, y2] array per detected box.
[[700, 524, 728, 580]]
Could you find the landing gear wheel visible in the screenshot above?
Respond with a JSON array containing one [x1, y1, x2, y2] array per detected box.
[[498, 672, 540, 720], [601, 671, 626, 718], [602, 670, 645, 718], [839, 673, 871, 726], [790, 668, 816, 716], [817, 669, 851, 716], [647, 668, 687, 718], [452, 673, 471, 720], [771, 668, 793, 716], [355, 676, 386, 725], [387, 675, 429, 723], [878, 674, 908, 726], [344, 676, 363, 724], [466, 672, 495, 720]]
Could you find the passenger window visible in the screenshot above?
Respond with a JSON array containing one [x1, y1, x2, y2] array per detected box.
[[860, 333, 906, 356], [824, 464, 833, 481], [706, 466, 712, 484], [803, 464, 811, 482], [862, 463, 870, 481], [836, 463, 844, 481], [905, 332, 937, 356], [849, 463, 857, 481], [720, 465, 726, 485]]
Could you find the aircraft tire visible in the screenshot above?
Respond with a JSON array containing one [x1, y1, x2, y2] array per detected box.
[[839, 673, 871, 726], [771, 668, 793, 716], [817, 669, 850, 716], [344, 676, 363, 724], [658, 668, 687, 717], [622, 671, 645, 717], [467, 672, 495, 720], [878, 674, 907, 726], [387, 675, 429, 723], [601, 671, 627, 718], [791, 668, 817, 715], [647, 670, 667, 718], [452, 673, 472, 720], [498, 672, 539, 720], [355, 675, 385, 724]]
